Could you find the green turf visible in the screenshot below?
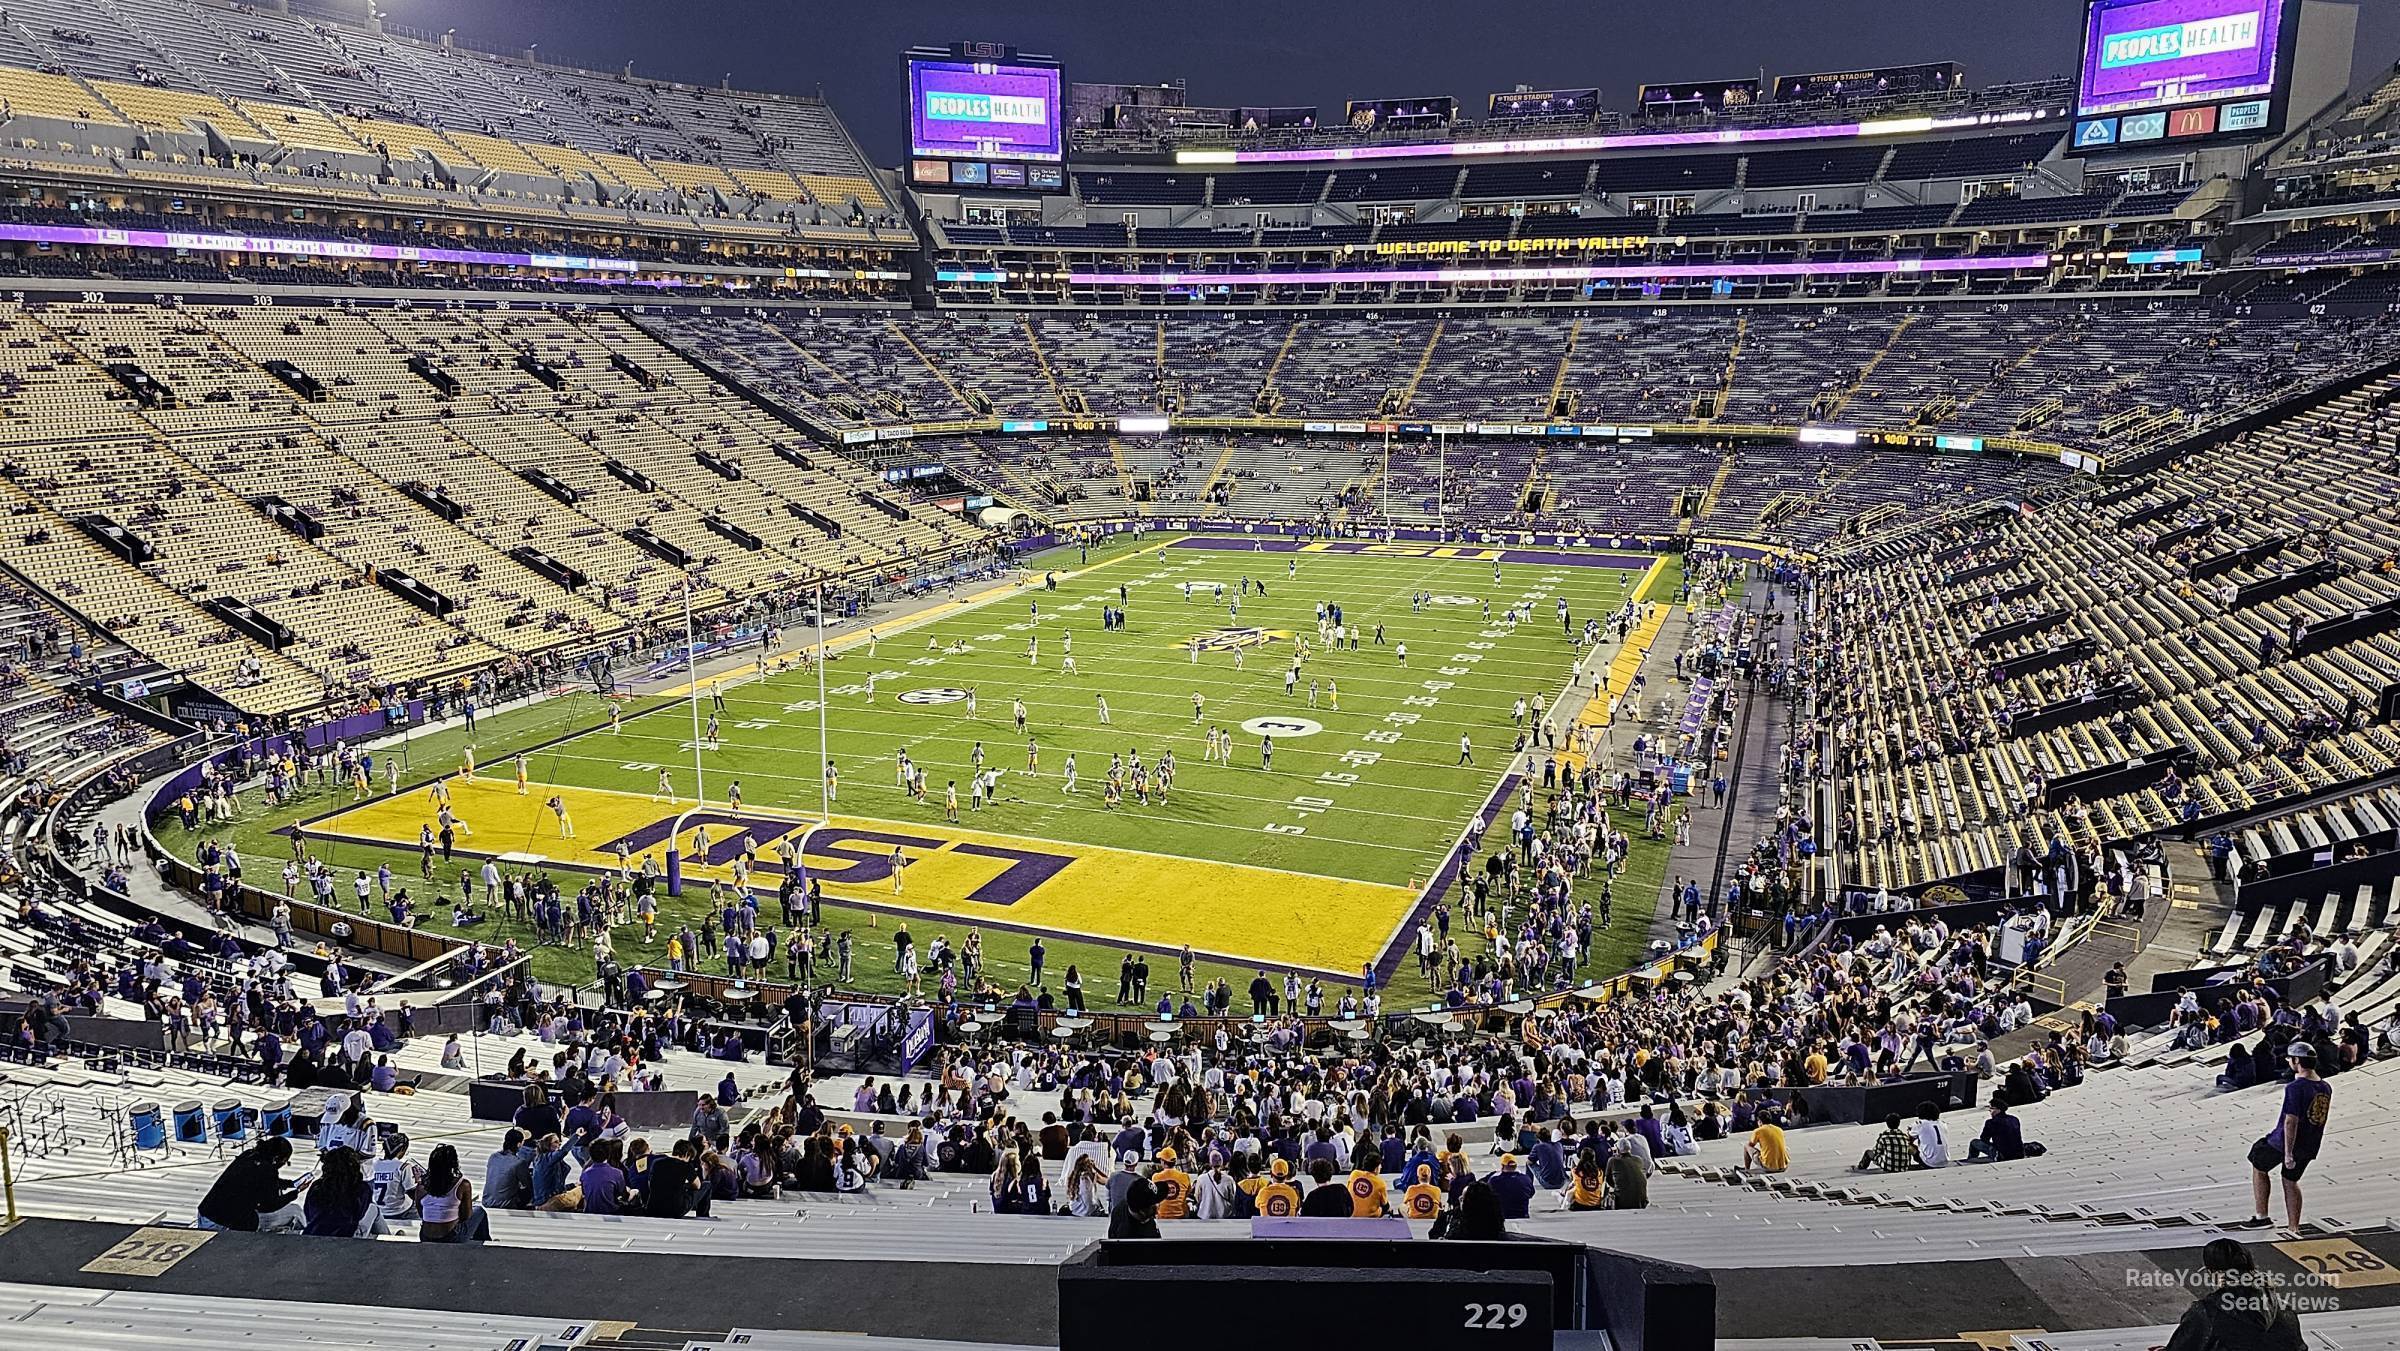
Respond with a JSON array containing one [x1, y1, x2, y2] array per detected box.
[[156, 536, 1678, 1005]]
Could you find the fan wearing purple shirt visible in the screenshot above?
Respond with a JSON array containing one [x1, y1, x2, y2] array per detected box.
[[578, 1139, 628, 1216], [2245, 1041, 2331, 1231]]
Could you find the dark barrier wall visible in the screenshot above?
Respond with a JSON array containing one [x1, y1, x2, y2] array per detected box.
[[1062, 1236, 1579, 1351], [1062, 1262, 1551, 1350], [467, 1079, 697, 1130], [78, 685, 201, 743], [1816, 895, 2037, 948], [2108, 959, 2329, 1028], [151, 851, 462, 966], [1586, 1249, 1717, 1351], [0, 1004, 166, 1051], [1059, 1235, 1713, 1351], [2235, 847, 2400, 911], [1778, 1071, 1982, 1125]]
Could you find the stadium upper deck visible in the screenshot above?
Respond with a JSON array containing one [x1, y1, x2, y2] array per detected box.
[[0, 6, 2382, 315], [0, 0, 898, 249], [1069, 73, 2075, 158]]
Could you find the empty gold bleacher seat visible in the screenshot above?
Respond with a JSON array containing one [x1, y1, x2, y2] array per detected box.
[[0, 67, 127, 126], [729, 166, 808, 201], [799, 173, 886, 210], [650, 158, 743, 197], [89, 81, 260, 139], [345, 117, 464, 166], [446, 130, 559, 180], [527, 141, 621, 188], [590, 149, 671, 192], [228, 99, 360, 153]]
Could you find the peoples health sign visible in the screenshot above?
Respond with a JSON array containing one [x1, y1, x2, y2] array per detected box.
[[909, 59, 1063, 161], [924, 91, 1049, 126], [2100, 12, 2260, 68], [2078, 0, 2286, 116]]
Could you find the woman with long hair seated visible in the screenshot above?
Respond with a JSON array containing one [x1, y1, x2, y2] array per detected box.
[[301, 1146, 383, 1238], [413, 1143, 491, 1242], [1063, 1152, 1109, 1218], [1565, 1146, 1608, 1212], [1435, 1179, 1508, 1240]]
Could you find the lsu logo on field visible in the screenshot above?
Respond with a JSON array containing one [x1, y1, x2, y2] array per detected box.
[[801, 826, 1075, 906], [1179, 627, 1290, 652]]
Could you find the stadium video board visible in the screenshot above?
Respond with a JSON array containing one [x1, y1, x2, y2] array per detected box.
[[2074, 0, 2294, 136], [909, 57, 1065, 161]]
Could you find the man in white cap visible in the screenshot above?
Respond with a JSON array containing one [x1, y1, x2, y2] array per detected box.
[[1106, 1151, 1144, 1214]]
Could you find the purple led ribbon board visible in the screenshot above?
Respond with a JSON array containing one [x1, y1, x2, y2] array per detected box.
[[1067, 252, 2053, 287]]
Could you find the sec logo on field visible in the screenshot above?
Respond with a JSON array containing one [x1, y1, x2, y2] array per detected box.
[[1428, 595, 1479, 606], [898, 688, 971, 705], [1241, 716, 1323, 738]]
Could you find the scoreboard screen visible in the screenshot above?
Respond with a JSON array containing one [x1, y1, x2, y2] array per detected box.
[[2076, 0, 2289, 117], [909, 58, 1064, 161]]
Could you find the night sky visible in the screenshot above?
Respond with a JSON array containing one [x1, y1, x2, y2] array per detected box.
[[377, 0, 2398, 164]]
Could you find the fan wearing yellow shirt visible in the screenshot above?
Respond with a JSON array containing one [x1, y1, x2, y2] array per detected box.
[[1346, 1164, 1389, 1217], [1236, 1164, 1269, 1217], [1400, 1163, 1444, 1220], [1257, 1158, 1301, 1217], [1743, 1114, 1790, 1174], [1152, 1147, 1194, 1219], [1804, 1049, 1830, 1084], [1566, 1147, 1608, 1211]]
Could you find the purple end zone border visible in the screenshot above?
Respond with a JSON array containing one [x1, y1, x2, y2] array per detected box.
[[1171, 536, 1655, 572], [1373, 772, 1524, 988]]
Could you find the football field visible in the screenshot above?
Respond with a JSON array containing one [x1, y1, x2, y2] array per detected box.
[[296, 535, 1665, 985]]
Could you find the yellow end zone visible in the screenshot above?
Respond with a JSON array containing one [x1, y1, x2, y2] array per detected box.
[[299, 777, 1407, 977]]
